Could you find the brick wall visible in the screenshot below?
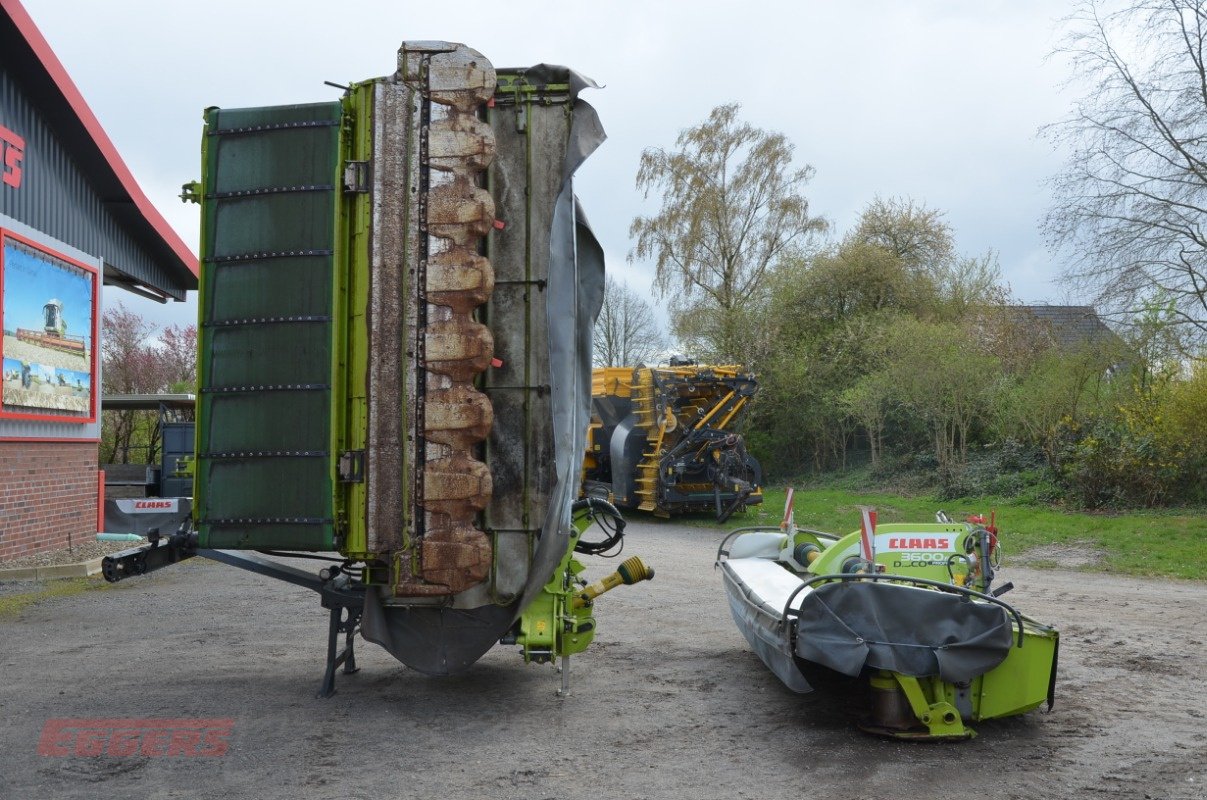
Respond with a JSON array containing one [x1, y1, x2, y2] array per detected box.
[[0, 441, 98, 560]]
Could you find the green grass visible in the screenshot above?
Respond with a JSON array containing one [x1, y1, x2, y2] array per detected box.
[[709, 487, 1206, 581], [0, 576, 111, 620]]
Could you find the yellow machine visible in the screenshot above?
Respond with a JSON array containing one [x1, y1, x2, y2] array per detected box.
[[582, 360, 762, 520]]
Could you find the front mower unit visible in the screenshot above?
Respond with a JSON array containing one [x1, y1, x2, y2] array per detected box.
[[717, 511, 1059, 741]]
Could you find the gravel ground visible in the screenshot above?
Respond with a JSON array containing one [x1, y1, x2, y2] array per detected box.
[[0, 520, 1203, 800]]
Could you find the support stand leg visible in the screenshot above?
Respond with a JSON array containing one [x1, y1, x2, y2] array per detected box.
[[343, 620, 359, 676], [557, 655, 570, 697], [319, 606, 343, 699], [317, 602, 362, 699]]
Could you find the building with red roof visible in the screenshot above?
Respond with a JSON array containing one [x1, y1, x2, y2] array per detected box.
[[1, 0, 196, 559]]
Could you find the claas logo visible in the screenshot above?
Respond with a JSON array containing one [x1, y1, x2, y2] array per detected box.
[[134, 500, 174, 510], [885, 537, 952, 551], [0, 125, 25, 189]]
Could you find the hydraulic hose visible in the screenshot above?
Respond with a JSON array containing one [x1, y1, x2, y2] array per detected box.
[[572, 497, 627, 555]]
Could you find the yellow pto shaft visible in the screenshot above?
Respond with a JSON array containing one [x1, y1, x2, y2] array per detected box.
[[572, 556, 655, 608]]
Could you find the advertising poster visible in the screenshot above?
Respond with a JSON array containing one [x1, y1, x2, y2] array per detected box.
[[0, 230, 98, 422]]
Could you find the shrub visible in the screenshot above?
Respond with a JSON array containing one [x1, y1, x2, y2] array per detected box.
[[1052, 402, 1186, 508]]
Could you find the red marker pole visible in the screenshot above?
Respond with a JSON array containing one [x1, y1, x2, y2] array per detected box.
[[780, 488, 795, 532], [859, 506, 877, 566]]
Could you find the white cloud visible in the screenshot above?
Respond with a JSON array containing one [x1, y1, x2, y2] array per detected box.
[[23, 0, 1086, 321]]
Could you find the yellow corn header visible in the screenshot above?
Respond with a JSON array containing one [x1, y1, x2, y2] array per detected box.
[[582, 361, 762, 520]]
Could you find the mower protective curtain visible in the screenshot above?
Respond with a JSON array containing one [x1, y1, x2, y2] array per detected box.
[[795, 581, 1014, 683]]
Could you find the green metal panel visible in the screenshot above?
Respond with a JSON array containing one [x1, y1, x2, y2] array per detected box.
[[202, 393, 328, 452], [195, 101, 343, 550], [335, 81, 375, 558], [977, 623, 1059, 719]]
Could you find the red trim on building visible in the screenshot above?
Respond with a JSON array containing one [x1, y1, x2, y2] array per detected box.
[[0, 436, 100, 442], [97, 467, 105, 532], [0, 0, 197, 278]]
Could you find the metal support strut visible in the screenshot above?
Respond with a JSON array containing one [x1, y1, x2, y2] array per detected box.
[[320, 599, 362, 699], [200, 549, 367, 698], [103, 537, 366, 698]]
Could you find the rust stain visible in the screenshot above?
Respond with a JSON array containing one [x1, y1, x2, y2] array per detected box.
[[422, 456, 492, 509], [427, 249, 494, 313], [418, 523, 491, 592], [427, 57, 494, 111], [424, 320, 493, 382], [425, 385, 493, 449], [427, 179, 495, 245], [429, 115, 495, 172]]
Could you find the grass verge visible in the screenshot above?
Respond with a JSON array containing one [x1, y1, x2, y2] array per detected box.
[[0, 576, 110, 620], [704, 487, 1206, 581]]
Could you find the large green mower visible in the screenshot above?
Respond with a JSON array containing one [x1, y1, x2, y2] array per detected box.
[[103, 41, 653, 695]]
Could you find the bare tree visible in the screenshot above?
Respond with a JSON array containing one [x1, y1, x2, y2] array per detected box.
[[630, 103, 827, 362], [593, 277, 666, 367], [1045, 0, 1207, 341]]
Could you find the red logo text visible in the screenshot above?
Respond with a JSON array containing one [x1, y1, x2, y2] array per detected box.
[[133, 500, 174, 510], [38, 718, 234, 757], [885, 537, 952, 551], [0, 125, 24, 189]]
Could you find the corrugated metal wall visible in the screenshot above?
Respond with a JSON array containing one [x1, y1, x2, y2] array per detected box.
[[0, 414, 99, 440], [0, 67, 185, 300], [0, 213, 101, 441]]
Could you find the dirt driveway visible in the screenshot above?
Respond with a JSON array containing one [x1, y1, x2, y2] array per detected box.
[[0, 521, 1203, 799]]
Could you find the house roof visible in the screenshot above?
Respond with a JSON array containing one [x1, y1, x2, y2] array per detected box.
[[1012, 305, 1122, 350], [0, 0, 196, 296]]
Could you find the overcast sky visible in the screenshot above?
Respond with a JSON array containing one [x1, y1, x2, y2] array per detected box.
[[21, 0, 1083, 334]]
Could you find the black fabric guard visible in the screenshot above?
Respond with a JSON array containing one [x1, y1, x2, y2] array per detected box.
[[795, 581, 1013, 683]]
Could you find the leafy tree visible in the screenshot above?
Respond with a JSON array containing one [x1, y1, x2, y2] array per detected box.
[[777, 199, 1003, 341], [1053, 378, 1187, 508], [1166, 359, 1207, 500], [101, 304, 161, 394], [100, 303, 197, 464], [1167, 359, 1207, 444], [593, 277, 666, 367], [630, 103, 827, 362], [975, 304, 1056, 375], [777, 241, 936, 338], [839, 369, 895, 469], [878, 319, 1000, 473], [850, 196, 954, 276], [102, 304, 160, 464], [753, 305, 899, 474], [158, 323, 198, 392], [750, 198, 1008, 476], [850, 196, 1005, 317], [935, 252, 1008, 318], [990, 345, 1116, 461], [1045, 0, 1207, 342]]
